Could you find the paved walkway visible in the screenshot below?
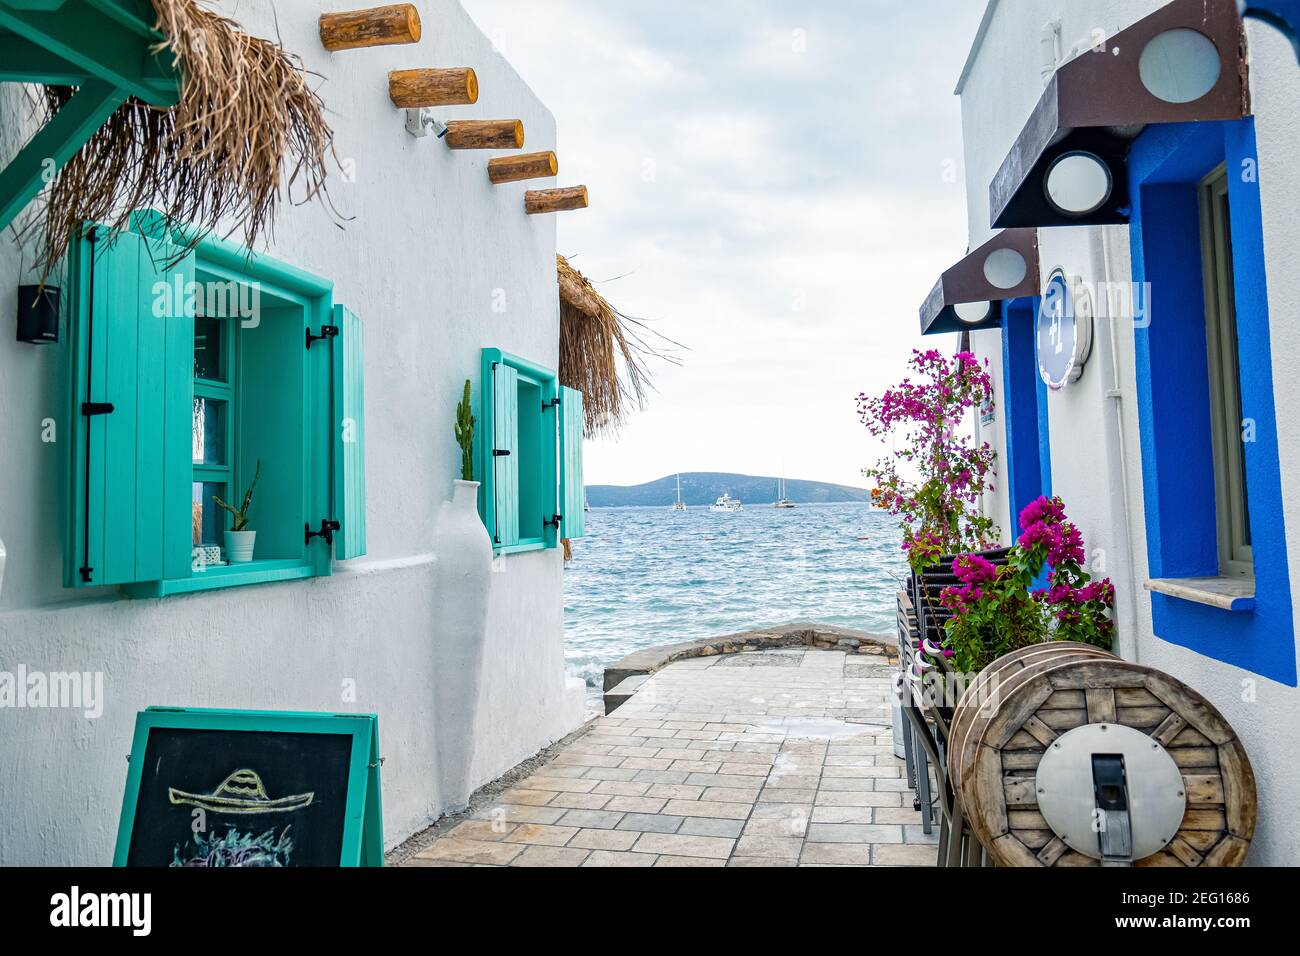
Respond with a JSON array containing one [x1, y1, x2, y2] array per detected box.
[[406, 648, 938, 867]]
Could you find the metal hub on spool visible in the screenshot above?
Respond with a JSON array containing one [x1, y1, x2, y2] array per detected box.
[[1035, 723, 1187, 864]]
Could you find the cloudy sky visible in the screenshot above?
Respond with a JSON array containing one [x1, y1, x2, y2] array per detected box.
[[462, 0, 989, 489]]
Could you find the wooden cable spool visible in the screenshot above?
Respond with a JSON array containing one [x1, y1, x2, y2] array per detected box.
[[955, 655, 1256, 867], [949, 642, 1117, 795]]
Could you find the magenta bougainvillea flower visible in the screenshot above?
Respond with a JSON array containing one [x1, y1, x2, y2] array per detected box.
[[938, 496, 1116, 670], [859, 350, 999, 571]]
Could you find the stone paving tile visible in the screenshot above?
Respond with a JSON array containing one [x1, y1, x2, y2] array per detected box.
[[678, 817, 746, 838], [512, 846, 591, 867], [547, 792, 613, 811], [416, 838, 525, 866], [502, 824, 580, 847], [873, 843, 941, 866], [406, 647, 917, 868], [568, 829, 640, 851], [631, 833, 735, 860], [616, 813, 684, 834], [471, 805, 567, 826], [662, 799, 751, 820], [582, 850, 658, 867], [806, 823, 904, 845], [555, 809, 626, 830], [655, 855, 728, 867]]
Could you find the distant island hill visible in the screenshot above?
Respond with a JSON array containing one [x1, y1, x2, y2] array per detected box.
[[586, 473, 874, 509]]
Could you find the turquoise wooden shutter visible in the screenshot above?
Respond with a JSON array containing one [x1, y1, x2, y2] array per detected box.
[[332, 305, 366, 560], [559, 386, 586, 540], [490, 361, 520, 548], [64, 225, 194, 587]]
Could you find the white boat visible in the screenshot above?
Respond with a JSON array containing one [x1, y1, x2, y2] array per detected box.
[[775, 476, 796, 510], [711, 493, 743, 513], [672, 474, 687, 511]]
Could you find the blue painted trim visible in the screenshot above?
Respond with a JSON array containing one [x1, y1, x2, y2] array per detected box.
[[1128, 118, 1296, 686], [1001, 297, 1052, 531]]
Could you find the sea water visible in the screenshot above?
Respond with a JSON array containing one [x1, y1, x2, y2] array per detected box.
[[563, 503, 906, 693]]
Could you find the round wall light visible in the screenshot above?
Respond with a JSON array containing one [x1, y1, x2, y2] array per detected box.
[[1139, 28, 1222, 104], [983, 248, 1029, 290], [954, 301, 993, 324], [1044, 152, 1113, 217]]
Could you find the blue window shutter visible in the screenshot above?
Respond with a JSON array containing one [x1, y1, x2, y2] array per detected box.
[[332, 305, 367, 560], [491, 361, 520, 548], [559, 386, 586, 540], [64, 226, 194, 587]]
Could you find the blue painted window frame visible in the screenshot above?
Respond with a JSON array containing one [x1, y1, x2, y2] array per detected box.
[[1000, 297, 1053, 533], [1128, 118, 1296, 686]]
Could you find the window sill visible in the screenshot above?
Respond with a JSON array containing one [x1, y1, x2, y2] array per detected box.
[[126, 560, 317, 598], [1145, 576, 1255, 613], [494, 540, 551, 557]]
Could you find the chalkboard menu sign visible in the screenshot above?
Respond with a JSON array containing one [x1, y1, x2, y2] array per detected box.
[[114, 708, 383, 867]]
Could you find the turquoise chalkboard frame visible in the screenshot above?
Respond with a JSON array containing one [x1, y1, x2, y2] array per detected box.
[[113, 707, 383, 867]]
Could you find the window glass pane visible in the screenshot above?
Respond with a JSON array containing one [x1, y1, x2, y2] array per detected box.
[[192, 482, 226, 547], [194, 314, 225, 381], [192, 397, 227, 465]]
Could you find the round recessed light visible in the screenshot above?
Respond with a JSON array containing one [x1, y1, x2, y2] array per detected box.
[[1139, 28, 1221, 104], [983, 248, 1028, 290], [1044, 151, 1113, 217], [954, 301, 993, 324]]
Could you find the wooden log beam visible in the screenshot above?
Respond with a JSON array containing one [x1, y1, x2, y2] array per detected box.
[[525, 186, 589, 215], [488, 151, 558, 185], [444, 120, 524, 150], [320, 4, 422, 51], [388, 68, 479, 108]]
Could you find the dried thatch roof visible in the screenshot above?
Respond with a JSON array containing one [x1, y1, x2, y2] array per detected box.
[[559, 254, 669, 439], [27, 0, 335, 276]]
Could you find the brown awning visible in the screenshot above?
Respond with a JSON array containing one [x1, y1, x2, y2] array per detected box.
[[919, 228, 1040, 335], [990, 0, 1250, 229]]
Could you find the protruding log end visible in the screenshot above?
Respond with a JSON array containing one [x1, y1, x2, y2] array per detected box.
[[488, 151, 559, 185], [321, 4, 422, 51], [389, 68, 479, 108], [525, 186, 589, 215], [444, 119, 525, 150]]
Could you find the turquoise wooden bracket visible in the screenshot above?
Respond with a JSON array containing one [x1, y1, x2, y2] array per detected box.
[[0, 80, 125, 230], [0, 0, 182, 230]]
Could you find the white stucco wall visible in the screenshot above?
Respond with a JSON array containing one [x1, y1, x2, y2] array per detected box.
[[958, 2, 1300, 865], [0, 0, 585, 865]]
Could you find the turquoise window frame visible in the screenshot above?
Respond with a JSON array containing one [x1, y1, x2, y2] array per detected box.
[[126, 228, 337, 597], [479, 348, 560, 556], [1128, 118, 1296, 686]]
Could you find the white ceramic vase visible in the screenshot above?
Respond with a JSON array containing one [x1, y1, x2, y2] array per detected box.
[[225, 530, 256, 563], [432, 480, 494, 812]]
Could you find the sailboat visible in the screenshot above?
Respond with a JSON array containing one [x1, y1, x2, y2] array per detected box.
[[775, 476, 796, 509], [672, 474, 687, 511]]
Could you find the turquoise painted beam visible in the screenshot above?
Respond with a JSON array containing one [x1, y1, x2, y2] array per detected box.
[[0, 1, 70, 10], [0, 35, 91, 84], [0, 0, 180, 105], [0, 79, 125, 231]]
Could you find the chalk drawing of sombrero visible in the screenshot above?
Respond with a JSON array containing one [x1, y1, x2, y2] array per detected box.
[[168, 769, 314, 815]]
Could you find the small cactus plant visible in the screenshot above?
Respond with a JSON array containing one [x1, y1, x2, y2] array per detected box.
[[213, 460, 262, 532], [455, 380, 475, 482]]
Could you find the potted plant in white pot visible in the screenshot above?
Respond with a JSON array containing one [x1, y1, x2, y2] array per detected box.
[[432, 381, 494, 810], [214, 461, 262, 564]]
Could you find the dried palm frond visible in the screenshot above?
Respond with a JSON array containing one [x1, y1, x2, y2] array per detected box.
[[25, 0, 336, 277], [557, 254, 681, 439]]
